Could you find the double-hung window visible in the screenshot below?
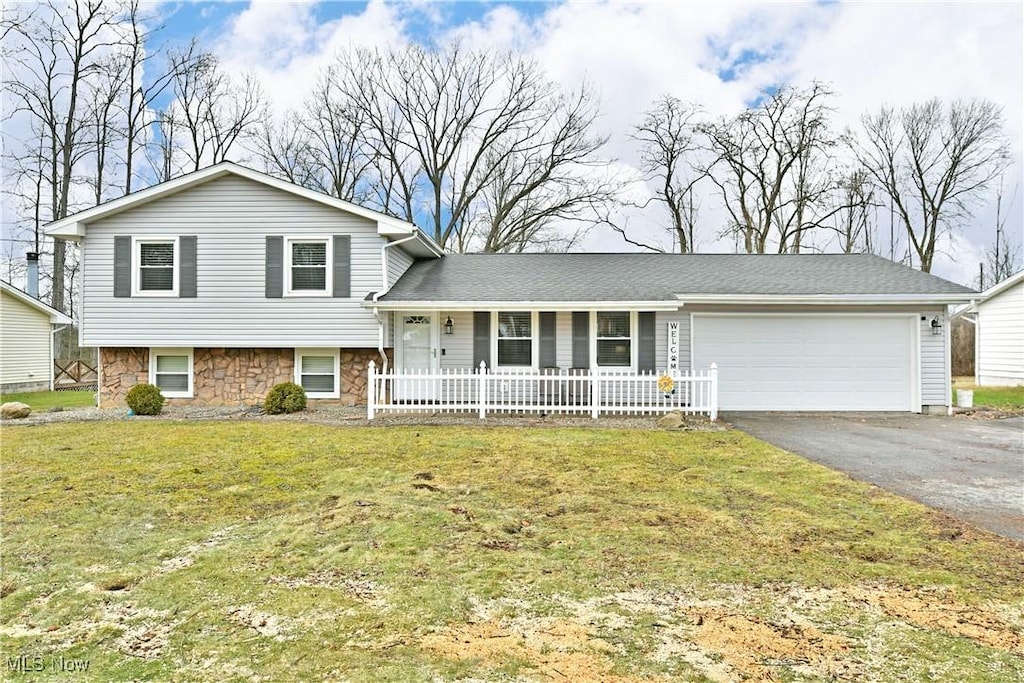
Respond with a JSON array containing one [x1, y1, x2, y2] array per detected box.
[[149, 348, 193, 398], [134, 238, 178, 295], [496, 312, 532, 367], [596, 311, 631, 367], [295, 349, 340, 398], [286, 238, 331, 295]]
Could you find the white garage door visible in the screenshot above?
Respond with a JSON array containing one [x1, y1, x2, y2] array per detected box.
[[692, 315, 917, 411]]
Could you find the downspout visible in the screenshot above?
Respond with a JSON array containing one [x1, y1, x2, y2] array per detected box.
[[375, 234, 420, 372]]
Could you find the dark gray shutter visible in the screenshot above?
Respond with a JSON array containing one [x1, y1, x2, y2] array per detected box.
[[638, 311, 656, 372], [572, 311, 589, 368], [179, 236, 197, 298], [113, 236, 131, 298], [473, 312, 490, 368], [265, 236, 283, 298], [539, 312, 556, 368], [332, 235, 351, 298]]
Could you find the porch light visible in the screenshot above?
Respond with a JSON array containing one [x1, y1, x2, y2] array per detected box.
[[444, 316, 454, 335], [930, 316, 943, 335]]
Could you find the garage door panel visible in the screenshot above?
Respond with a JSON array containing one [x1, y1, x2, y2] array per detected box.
[[693, 315, 914, 411]]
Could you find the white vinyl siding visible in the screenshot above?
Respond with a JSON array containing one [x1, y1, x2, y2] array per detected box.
[[555, 312, 573, 369], [149, 348, 193, 398], [387, 246, 415, 288], [919, 312, 948, 404], [295, 348, 340, 398], [0, 291, 54, 389], [81, 175, 385, 347], [977, 280, 1024, 386], [439, 311, 474, 369]]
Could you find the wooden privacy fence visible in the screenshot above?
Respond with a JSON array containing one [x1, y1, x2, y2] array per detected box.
[[368, 361, 718, 421], [54, 359, 97, 390]]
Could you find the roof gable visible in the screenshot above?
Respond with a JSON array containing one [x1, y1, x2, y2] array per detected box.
[[979, 270, 1024, 302], [0, 281, 73, 324], [44, 162, 443, 257]]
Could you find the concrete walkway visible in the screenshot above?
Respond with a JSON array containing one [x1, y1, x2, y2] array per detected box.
[[725, 412, 1024, 541]]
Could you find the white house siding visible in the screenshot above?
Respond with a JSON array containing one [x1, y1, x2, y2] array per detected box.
[[439, 311, 475, 370], [977, 279, 1024, 386], [919, 311, 948, 404], [82, 175, 386, 348], [0, 291, 53, 390], [387, 246, 415, 288]]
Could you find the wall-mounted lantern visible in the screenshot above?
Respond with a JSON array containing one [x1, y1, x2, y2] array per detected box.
[[444, 315, 454, 335]]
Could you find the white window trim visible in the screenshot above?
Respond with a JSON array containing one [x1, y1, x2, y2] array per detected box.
[[491, 311, 539, 370], [284, 236, 333, 297], [591, 310, 637, 372], [148, 347, 193, 398], [294, 348, 340, 399], [132, 236, 179, 297]]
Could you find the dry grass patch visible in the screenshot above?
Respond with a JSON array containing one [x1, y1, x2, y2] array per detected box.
[[1, 421, 1022, 681]]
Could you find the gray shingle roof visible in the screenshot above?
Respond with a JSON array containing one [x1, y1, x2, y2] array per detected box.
[[378, 253, 976, 302]]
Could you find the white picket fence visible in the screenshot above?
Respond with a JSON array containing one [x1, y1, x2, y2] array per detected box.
[[367, 361, 718, 421]]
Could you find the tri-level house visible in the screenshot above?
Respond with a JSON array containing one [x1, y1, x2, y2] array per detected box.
[[47, 162, 977, 415]]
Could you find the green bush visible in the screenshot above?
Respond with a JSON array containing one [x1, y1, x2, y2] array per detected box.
[[125, 383, 165, 416], [264, 382, 307, 415]]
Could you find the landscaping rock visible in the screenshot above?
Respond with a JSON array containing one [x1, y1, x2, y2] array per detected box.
[[1, 402, 31, 419], [657, 411, 684, 429]]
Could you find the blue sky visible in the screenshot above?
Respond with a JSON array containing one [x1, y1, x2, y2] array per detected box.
[[4, 1, 1020, 285]]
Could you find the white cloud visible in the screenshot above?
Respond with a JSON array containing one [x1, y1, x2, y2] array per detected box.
[[197, 0, 1021, 284]]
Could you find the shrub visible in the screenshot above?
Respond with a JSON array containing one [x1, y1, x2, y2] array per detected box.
[[264, 382, 307, 415], [125, 383, 165, 415]]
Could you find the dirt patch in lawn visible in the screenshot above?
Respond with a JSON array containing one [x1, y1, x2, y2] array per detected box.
[[422, 617, 656, 682], [861, 585, 1023, 652], [420, 582, 1024, 681]]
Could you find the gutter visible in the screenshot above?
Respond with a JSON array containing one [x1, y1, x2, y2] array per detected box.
[[673, 293, 979, 305]]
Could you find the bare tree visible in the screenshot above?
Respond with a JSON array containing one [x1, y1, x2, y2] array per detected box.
[[700, 82, 843, 254], [120, 0, 200, 193], [823, 166, 880, 254], [856, 98, 1010, 272], [977, 179, 1021, 289], [255, 70, 375, 203], [621, 96, 705, 252], [172, 54, 265, 171], [3, 0, 126, 312], [320, 45, 616, 252]]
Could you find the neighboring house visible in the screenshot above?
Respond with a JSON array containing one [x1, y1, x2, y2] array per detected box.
[[46, 162, 976, 413], [0, 281, 74, 392], [972, 271, 1024, 386]]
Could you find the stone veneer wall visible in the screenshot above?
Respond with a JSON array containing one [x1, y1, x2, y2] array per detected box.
[[100, 347, 390, 407], [340, 349, 392, 406], [99, 347, 149, 407]]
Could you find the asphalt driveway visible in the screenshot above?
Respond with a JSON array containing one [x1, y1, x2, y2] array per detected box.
[[724, 412, 1024, 540]]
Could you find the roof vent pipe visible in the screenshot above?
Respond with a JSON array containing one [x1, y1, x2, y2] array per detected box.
[[26, 251, 40, 298]]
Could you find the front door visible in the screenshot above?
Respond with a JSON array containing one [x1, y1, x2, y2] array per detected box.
[[396, 314, 438, 400]]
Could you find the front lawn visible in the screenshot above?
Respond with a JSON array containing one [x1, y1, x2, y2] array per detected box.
[[952, 377, 1024, 411], [0, 389, 95, 411], [2, 422, 1022, 681]]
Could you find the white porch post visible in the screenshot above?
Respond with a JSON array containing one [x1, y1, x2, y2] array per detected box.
[[590, 364, 599, 419], [367, 360, 376, 420], [478, 361, 487, 419], [709, 362, 719, 422]]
